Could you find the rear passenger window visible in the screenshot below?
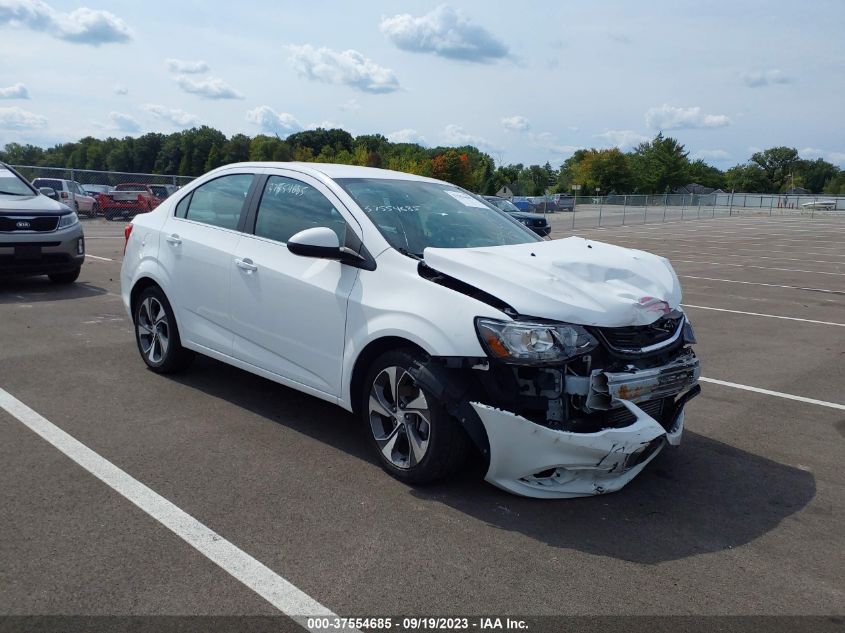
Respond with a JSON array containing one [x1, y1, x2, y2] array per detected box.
[[254, 176, 347, 244], [174, 193, 192, 218], [183, 174, 254, 230]]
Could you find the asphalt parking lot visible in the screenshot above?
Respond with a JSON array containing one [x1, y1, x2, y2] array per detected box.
[[1, 215, 843, 625]]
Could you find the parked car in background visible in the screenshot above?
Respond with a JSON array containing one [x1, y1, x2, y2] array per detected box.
[[31, 178, 97, 216], [82, 184, 112, 197], [97, 182, 161, 221], [149, 184, 179, 201], [483, 195, 550, 236], [121, 162, 700, 499], [554, 193, 575, 212], [2, 163, 85, 283], [511, 196, 537, 213], [74, 190, 99, 217]]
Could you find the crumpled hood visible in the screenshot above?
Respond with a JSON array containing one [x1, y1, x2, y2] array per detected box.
[[423, 237, 681, 327]]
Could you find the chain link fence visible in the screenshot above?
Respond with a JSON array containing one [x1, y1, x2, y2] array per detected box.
[[12, 165, 195, 219], [518, 192, 844, 231]]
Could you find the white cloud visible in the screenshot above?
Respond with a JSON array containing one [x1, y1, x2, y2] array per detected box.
[[165, 58, 210, 74], [287, 44, 400, 94], [338, 98, 361, 112], [388, 128, 426, 144], [442, 123, 494, 148], [246, 106, 302, 136], [529, 131, 580, 157], [595, 129, 649, 149], [174, 75, 243, 99], [693, 149, 731, 161], [109, 111, 140, 132], [0, 105, 47, 129], [742, 69, 791, 88], [799, 147, 845, 165], [645, 104, 730, 130], [141, 104, 200, 128], [0, 82, 28, 99], [113, 84, 127, 95], [0, 0, 132, 45], [501, 115, 530, 132], [380, 5, 509, 63]]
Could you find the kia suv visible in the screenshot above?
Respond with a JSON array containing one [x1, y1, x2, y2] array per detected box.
[[1, 163, 85, 283]]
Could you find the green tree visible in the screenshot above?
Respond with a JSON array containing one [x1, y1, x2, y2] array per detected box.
[[795, 158, 838, 193], [571, 148, 632, 194], [750, 146, 799, 191], [687, 159, 726, 190], [630, 133, 690, 193], [725, 163, 772, 192]]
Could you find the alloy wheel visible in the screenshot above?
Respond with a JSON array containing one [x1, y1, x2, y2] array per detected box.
[[368, 366, 431, 469], [136, 296, 170, 364]]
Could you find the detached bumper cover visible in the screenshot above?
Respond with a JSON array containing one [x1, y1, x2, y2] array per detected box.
[[472, 396, 691, 499]]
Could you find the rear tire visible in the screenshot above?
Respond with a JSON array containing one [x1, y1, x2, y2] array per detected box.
[[47, 267, 81, 284], [133, 286, 194, 374], [360, 348, 469, 484]]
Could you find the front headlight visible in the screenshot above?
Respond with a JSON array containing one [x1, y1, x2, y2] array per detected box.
[[57, 212, 79, 228], [475, 317, 598, 365]]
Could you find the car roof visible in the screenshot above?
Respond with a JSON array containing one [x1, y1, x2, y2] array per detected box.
[[211, 162, 445, 184]]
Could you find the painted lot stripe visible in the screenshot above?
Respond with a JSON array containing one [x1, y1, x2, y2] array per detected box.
[[681, 303, 845, 326], [700, 377, 845, 411], [592, 233, 845, 248], [0, 387, 346, 630], [86, 254, 113, 261], [679, 275, 845, 296], [636, 248, 843, 267], [612, 243, 845, 260], [672, 259, 845, 276]]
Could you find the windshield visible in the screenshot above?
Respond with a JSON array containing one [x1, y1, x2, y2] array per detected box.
[[1, 167, 35, 195], [337, 178, 540, 255], [116, 183, 147, 191]]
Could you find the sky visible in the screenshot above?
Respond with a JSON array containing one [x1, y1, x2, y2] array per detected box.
[[0, 0, 843, 170]]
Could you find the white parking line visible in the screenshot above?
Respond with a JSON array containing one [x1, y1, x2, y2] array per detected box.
[[672, 259, 845, 276], [0, 387, 345, 629], [86, 254, 113, 261], [679, 275, 844, 295], [647, 249, 843, 267], [699, 377, 845, 411], [681, 303, 845, 326]]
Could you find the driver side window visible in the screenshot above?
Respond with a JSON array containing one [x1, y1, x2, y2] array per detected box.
[[253, 176, 347, 244]]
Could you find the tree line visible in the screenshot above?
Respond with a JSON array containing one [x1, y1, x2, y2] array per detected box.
[[1, 127, 843, 195]]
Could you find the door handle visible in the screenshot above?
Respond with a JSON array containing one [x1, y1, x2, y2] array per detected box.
[[235, 257, 258, 273], [166, 234, 182, 245]]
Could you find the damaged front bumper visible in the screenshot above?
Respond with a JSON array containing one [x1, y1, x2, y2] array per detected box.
[[471, 356, 701, 499], [472, 395, 692, 499]]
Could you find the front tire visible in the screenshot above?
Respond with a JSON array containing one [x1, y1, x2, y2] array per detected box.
[[47, 267, 81, 284], [361, 348, 469, 484], [133, 286, 194, 373]]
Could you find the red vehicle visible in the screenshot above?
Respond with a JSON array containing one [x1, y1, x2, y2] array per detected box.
[[97, 183, 161, 221]]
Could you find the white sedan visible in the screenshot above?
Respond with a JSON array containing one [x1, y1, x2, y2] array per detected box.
[[120, 163, 700, 498]]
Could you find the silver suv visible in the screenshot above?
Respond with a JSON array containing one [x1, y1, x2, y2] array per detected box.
[[1, 163, 85, 283]]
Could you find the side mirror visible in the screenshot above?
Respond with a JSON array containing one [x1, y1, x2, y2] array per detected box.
[[39, 187, 58, 200], [287, 226, 375, 270], [287, 227, 342, 259]]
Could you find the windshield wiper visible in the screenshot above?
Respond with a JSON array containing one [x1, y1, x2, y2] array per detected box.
[[397, 247, 423, 260]]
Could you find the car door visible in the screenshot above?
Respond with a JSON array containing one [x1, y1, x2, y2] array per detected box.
[[158, 171, 258, 357], [229, 171, 360, 398]]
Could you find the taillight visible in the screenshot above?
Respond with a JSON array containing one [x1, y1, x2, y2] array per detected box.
[[60, 191, 68, 198], [124, 224, 133, 254]]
